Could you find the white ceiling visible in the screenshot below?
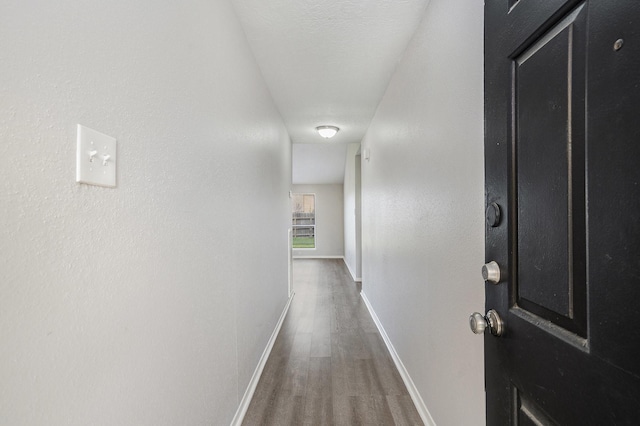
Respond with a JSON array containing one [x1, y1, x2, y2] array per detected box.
[[232, 0, 431, 183]]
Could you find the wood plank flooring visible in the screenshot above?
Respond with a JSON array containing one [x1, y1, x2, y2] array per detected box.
[[242, 259, 424, 426]]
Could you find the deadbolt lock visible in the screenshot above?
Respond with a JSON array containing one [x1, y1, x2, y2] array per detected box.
[[482, 261, 501, 284]]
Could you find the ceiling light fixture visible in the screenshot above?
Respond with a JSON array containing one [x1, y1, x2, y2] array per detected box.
[[316, 125, 339, 139]]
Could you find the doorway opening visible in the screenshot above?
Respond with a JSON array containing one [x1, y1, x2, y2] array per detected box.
[[292, 193, 316, 249]]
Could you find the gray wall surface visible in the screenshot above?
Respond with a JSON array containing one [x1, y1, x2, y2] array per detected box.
[[360, 0, 486, 423], [343, 143, 361, 280], [292, 184, 345, 258], [0, 1, 291, 424]]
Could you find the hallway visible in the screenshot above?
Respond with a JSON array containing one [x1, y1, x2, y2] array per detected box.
[[243, 259, 423, 425], [1, 1, 486, 423]]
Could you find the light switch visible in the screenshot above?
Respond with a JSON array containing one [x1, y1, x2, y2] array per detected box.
[[76, 124, 116, 187]]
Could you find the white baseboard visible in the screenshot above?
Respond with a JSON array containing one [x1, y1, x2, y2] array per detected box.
[[230, 292, 295, 426], [292, 255, 344, 259], [360, 291, 436, 426], [342, 258, 362, 282]]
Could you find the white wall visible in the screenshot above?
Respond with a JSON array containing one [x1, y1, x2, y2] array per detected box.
[[360, 0, 485, 424], [292, 184, 344, 258], [343, 143, 361, 280], [0, 1, 291, 425]]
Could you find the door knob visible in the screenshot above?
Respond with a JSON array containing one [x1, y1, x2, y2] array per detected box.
[[469, 309, 505, 336], [469, 312, 487, 334], [482, 261, 501, 284]]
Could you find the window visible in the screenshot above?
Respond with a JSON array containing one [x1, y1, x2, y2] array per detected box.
[[292, 193, 315, 249]]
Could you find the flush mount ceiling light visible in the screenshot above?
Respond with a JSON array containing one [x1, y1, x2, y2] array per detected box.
[[315, 125, 340, 139]]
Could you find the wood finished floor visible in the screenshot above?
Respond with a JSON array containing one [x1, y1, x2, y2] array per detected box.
[[242, 258, 424, 426]]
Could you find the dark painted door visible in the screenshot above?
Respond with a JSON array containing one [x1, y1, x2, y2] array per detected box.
[[484, 1, 640, 424]]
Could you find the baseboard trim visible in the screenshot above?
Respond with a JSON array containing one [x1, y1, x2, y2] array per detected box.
[[342, 258, 362, 282], [292, 255, 344, 259], [230, 292, 295, 426], [360, 291, 436, 426]]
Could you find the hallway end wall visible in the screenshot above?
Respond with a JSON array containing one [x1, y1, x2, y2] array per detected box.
[[0, 1, 290, 424], [292, 184, 345, 258], [360, 0, 485, 424]]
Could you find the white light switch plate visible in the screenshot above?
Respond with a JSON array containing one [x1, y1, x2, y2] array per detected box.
[[76, 124, 117, 187]]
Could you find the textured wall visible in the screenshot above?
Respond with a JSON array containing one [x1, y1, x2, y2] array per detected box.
[[360, 0, 486, 424], [343, 143, 361, 280], [0, 1, 290, 424], [292, 184, 344, 258]]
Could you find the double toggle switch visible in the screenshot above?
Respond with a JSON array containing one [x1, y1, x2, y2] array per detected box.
[[76, 124, 117, 188], [88, 150, 111, 166]]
